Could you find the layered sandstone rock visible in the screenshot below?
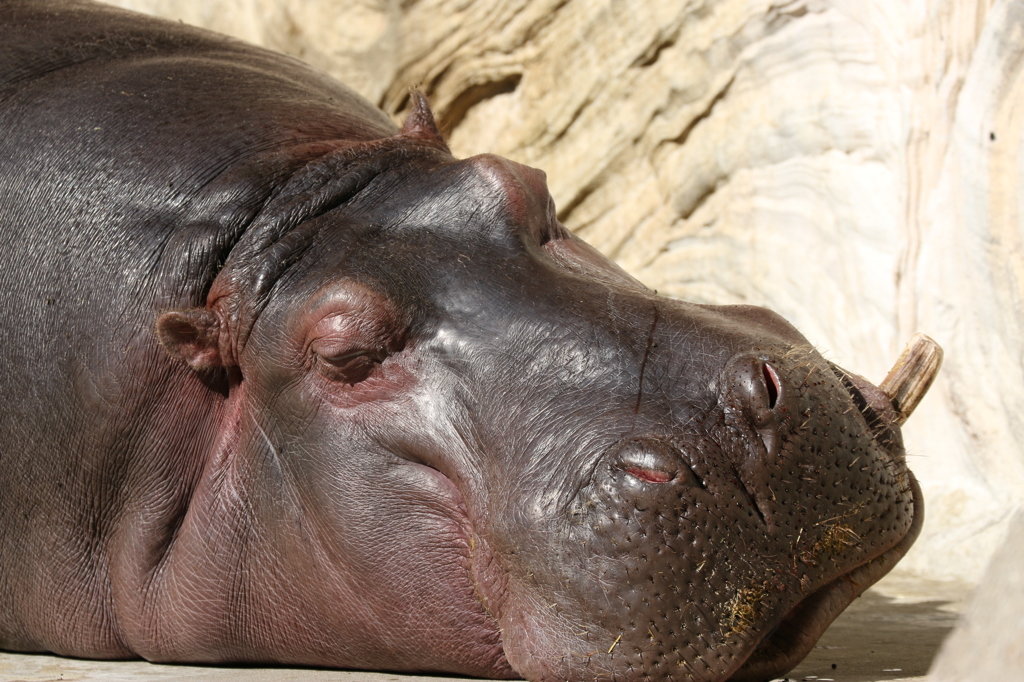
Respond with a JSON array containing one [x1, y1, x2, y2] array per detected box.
[[109, 0, 1023, 584]]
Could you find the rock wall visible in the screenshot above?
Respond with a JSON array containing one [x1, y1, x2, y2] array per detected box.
[[928, 509, 1024, 680], [108, 0, 1023, 584]]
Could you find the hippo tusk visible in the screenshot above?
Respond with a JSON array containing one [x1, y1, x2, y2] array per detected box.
[[880, 333, 944, 425]]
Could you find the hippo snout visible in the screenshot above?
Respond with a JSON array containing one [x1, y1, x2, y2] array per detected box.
[[490, 336, 921, 682]]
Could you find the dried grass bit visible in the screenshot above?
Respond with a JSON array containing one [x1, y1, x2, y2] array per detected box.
[[725, 584, 769, 635]]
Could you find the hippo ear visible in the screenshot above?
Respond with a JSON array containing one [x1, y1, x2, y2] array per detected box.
[[400, 91, 450, 152], [156, 308, 225, 371]]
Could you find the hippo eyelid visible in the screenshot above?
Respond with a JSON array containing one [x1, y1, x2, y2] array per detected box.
[[623, 467, 674, 484], [313, 347, 388, 385], [317, 348, 387, 366], [609, 437, 707, 488]]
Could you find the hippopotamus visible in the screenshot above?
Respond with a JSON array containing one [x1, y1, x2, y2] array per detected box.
[[0, 2, 935, 681]]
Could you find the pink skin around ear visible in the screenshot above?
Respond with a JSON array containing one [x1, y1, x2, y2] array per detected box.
[[156, 308, 223, 371]]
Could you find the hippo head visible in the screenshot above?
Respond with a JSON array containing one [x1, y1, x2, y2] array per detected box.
[[156, 99, 923, 681]]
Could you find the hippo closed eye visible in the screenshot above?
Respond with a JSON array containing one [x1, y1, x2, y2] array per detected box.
[[0, 2, 938, 681]]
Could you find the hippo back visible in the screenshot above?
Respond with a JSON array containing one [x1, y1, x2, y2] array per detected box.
[[0, 0, 397, 656]]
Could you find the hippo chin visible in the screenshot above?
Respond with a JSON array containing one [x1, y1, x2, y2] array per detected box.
[[0, 2, 929, 681]]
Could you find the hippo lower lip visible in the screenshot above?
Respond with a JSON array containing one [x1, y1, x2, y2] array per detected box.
[[729, 471, 924, 682]]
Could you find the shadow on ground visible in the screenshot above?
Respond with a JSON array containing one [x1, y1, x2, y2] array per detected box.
[[778, 589, 962, 682]]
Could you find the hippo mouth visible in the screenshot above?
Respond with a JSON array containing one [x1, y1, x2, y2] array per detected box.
[[727, 357, 929, 681], [728, 472, 923, 681]]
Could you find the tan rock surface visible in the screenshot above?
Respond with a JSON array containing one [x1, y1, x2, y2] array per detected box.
[[928, 510, 1024, 680], [105, 0, 1024, 585]]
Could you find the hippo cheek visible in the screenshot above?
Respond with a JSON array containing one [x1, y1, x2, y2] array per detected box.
[[490, 438, 750, 682]]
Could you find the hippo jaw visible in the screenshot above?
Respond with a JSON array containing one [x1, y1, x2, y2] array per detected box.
[[727, 471, 923, 681]]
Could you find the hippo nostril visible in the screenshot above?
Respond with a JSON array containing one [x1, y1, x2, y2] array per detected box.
[[725, 355, 789, 460], [731, 358, 782, 428], [762, 362, 781, 410]]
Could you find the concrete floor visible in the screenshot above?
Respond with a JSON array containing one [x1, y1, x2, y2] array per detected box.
[[778, 576, 965, 682], [0, 576, 966, 682]]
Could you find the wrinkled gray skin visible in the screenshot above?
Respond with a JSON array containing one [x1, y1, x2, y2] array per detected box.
[[0, 2, 922, 681]]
